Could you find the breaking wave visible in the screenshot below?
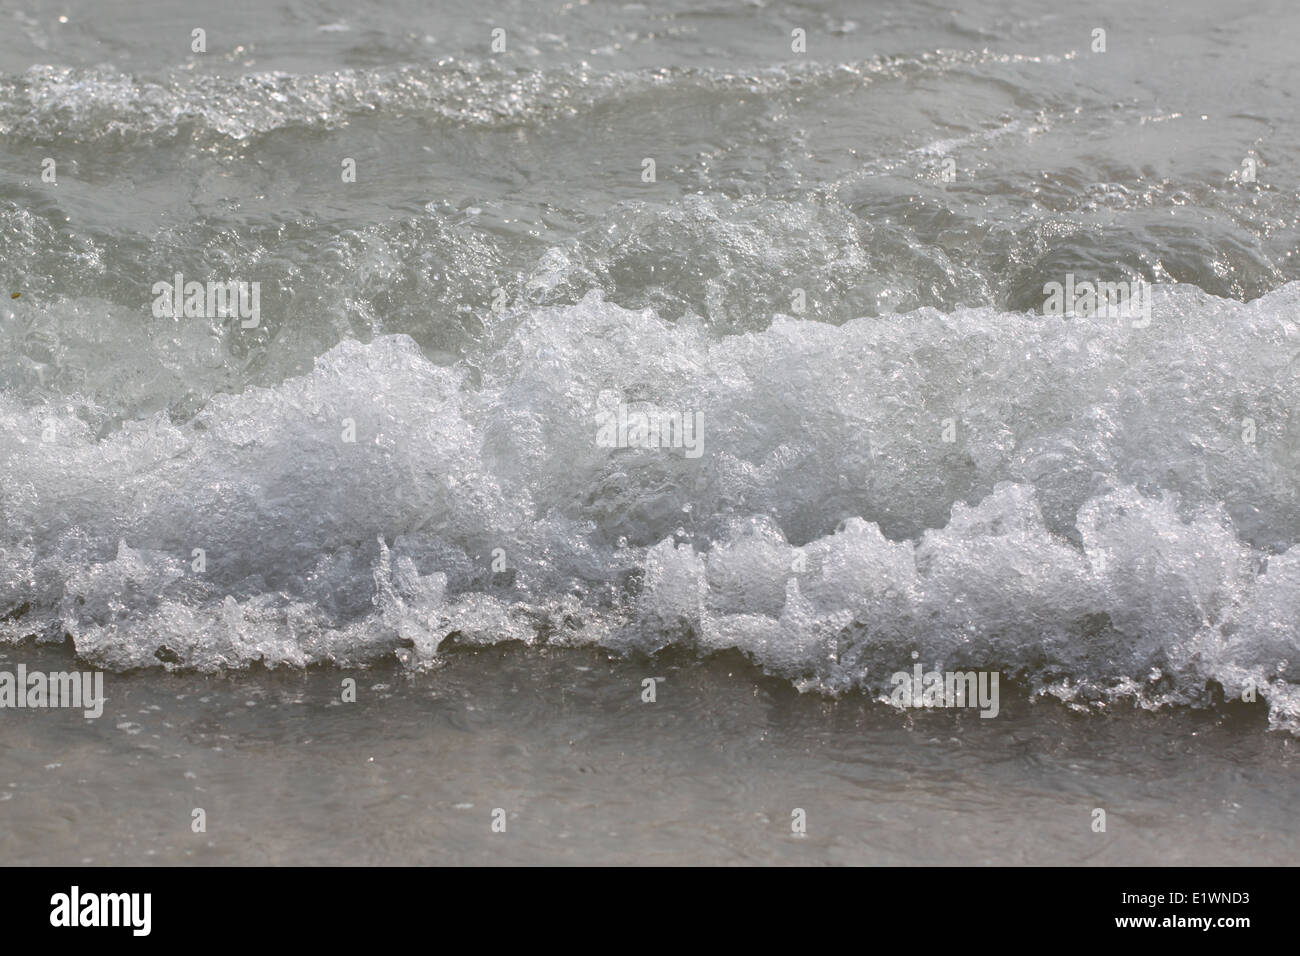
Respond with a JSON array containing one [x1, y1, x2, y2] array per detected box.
[[3, 284, 1299, 731]]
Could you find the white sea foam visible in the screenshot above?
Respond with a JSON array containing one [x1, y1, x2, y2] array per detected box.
[[3, 283, 1298, 730]]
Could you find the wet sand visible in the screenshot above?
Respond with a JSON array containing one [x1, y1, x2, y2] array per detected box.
[[0, 642, 1294, 866]]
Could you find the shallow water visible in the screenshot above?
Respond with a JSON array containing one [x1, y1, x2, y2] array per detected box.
[[1, 643, 1294, 865], [2, 0, 1299, 863]]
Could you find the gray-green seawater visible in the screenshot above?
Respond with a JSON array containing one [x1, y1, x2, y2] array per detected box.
[[1, 0, 1299, 863]]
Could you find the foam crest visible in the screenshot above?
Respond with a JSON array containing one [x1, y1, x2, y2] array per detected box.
[[3, 285, 1298, 729]]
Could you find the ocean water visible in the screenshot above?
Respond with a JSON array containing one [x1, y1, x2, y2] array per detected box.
[[2, 0, 1299, 864], [3, 641, 1297, 865]]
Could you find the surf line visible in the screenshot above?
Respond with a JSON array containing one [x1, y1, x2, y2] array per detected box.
[[889, 663, 1000, 718]]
